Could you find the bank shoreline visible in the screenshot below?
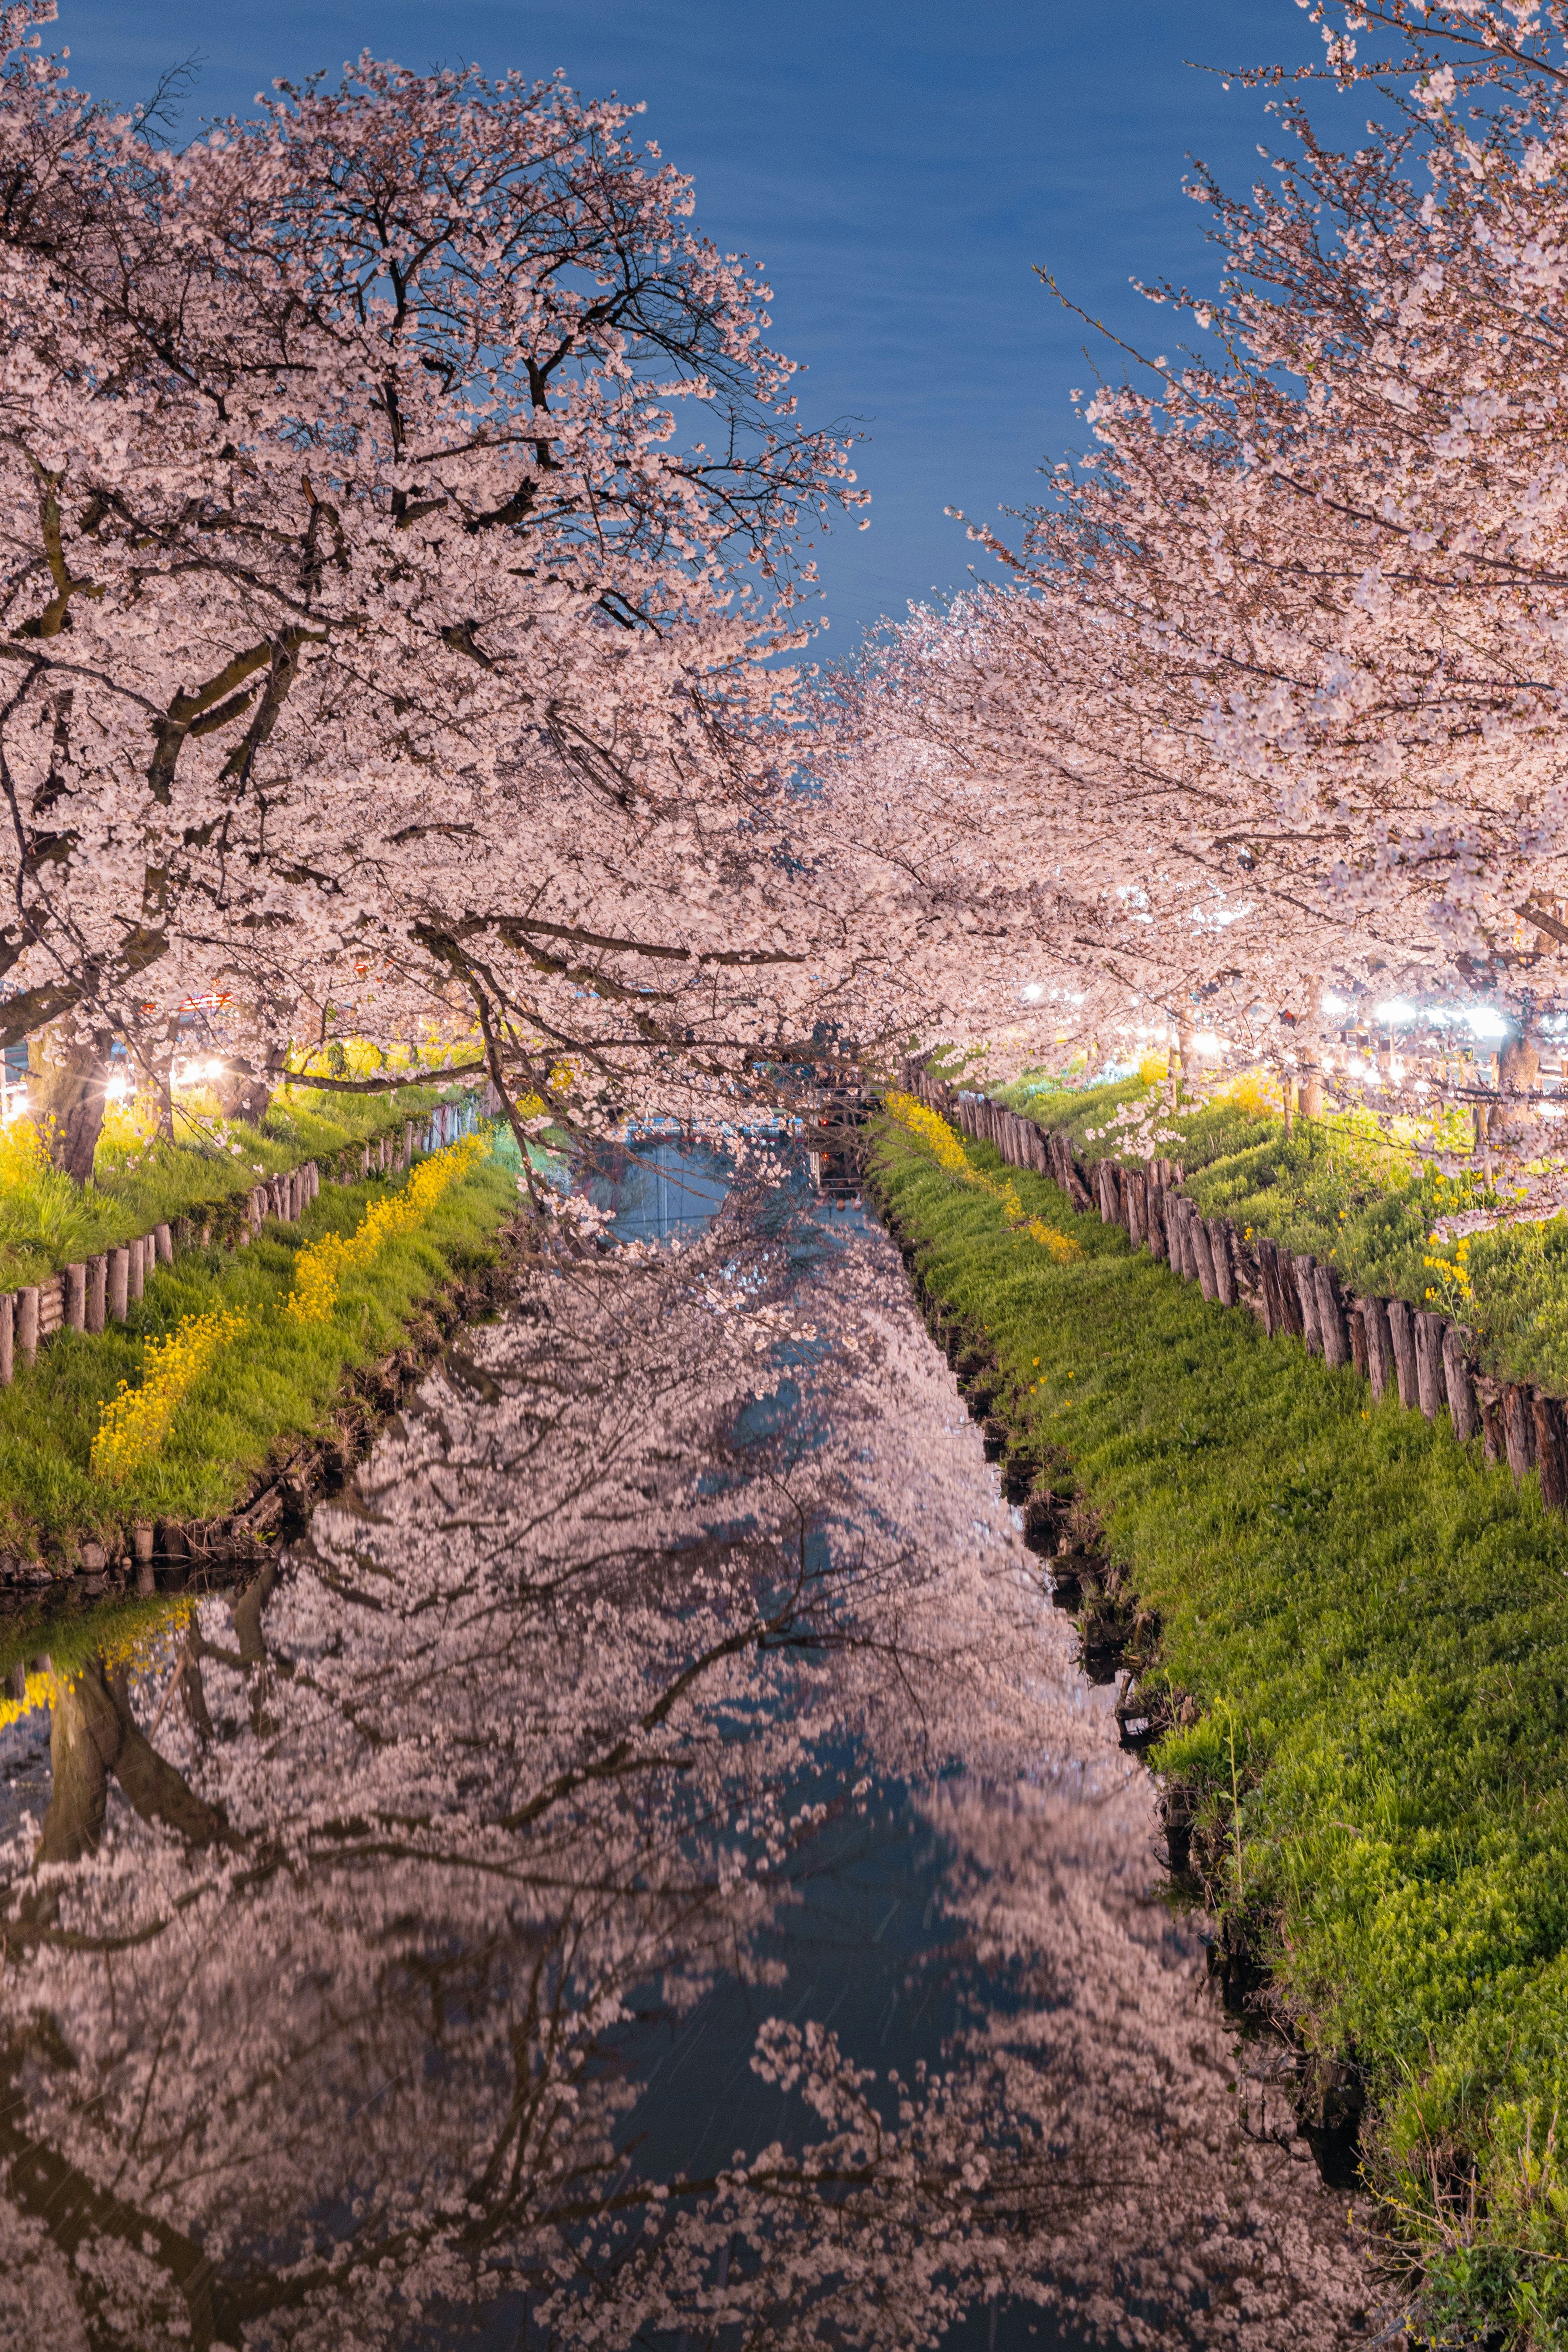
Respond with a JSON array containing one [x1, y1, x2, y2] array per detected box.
[[867, 1106, 1568, 2351]]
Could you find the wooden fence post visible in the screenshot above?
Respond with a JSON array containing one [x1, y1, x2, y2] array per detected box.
[[1386, 1300, 1421, 1410], [1536, 1394, 1568, 1512], [1359, 1295, 1392, 1400], [1442, 1326, 1479, 1443], [1191, 1214, 1219, 1301], [1148, 1184, 1169, 1263], [1182, 1201, 1204, 1284], [1208, 1220, 1236, 1306], [1263, 1239, 1302, 1337], [1124, 1168, 1145, 1249], [1502, 1382, 1536, 1482], [1414, 1312, 1449, 1423], [1315, 1264, 1350, 1368]]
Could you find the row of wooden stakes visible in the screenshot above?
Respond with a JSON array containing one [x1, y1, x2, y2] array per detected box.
[[900, 1067, 1568, 1511]]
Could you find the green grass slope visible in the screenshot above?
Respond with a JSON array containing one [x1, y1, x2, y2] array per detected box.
[[872, 1110, 1568, 2349], [0, 1140, 517, 1558]]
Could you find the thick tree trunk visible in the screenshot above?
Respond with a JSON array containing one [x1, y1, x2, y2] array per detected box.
[[33, 1666, 117, 1869], [27, 1020, 113, 1182]]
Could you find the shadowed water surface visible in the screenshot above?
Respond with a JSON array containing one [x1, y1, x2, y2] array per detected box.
[[0, 1168, 1374, 2348]]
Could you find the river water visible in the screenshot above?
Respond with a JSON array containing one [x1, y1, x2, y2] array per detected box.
[[0, 1153, 1375, 2349]]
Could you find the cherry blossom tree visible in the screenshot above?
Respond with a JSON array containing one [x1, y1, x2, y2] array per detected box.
[[0, 3, 875, 1172], [831, 0, 1568, 1137]]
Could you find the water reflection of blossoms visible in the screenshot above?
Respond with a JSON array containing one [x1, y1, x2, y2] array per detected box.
[[0, 1199, 1368, 2348]]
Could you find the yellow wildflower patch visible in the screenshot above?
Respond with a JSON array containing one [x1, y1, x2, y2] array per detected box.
[[285, 1133, 489, 1325], [884, 1092, 1081, 1263], [0, 1665, 55, 1736], [91, 1309, 252, 1483]]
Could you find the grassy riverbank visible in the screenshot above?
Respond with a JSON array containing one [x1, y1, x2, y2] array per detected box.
[[0, 1136, 517, 1563], [987, 1068, 1568, 1399], [0, 1071, 479, 1290], [872, 1109, 1568, 2349]]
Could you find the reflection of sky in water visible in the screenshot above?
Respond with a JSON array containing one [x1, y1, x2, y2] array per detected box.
[[581, 1133, 870, 1261], [579, 1136, 735, 1243], [0, 1708, 51, 1850]]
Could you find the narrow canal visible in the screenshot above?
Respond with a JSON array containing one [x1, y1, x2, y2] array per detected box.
[[0, 1149, 1374, 2348]]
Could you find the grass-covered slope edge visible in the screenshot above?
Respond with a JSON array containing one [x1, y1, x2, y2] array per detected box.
[[867, 1109, 1568, 2352], [0, 1136, 521, 1566]]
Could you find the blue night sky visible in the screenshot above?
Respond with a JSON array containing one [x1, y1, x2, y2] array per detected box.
[[56, 0, 1336, 637]]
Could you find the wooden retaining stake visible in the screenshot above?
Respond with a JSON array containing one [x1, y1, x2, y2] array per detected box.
[[65, 1263, 85, 1333], [154, 1223, 173, 1264], [1125, 1168, 1145, 1248], [17, 1286, 38, 1364], [1414, 1312, 1449, 1423], [0, 1292, 11, 1387], [1387, 1299, 1421, 1411], [1315, 1263, 1350, 1369], [1253, 1235, 1281, 1336], [128, 1236, 145, 1303], [1277, 1242, 1306, 1340], [1537, 1394, 1568, 1513], [1503, 1382, 1536, 1481], [1443, 1326, 1479, 1444], [1360, 1295, 1393, 1400], [1348, 1301, 1369, 1379], [1209, 1218, 1236, 1307], [108, 1247, 129, 1321], [87, 1254, 106, 1335], [1185, 1205, 1204, 1287], [1191, 1214, 1218, 1301], [1145, 1166, 1167, 1261], [1294, 1256, 1324, 1355], [1185, 1202, 1205, 1285]]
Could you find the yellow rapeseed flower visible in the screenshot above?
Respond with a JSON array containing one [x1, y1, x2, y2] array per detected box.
[[884, 1093, 1082, 1263], [286, 1133, 488, 1325], [92, 1310, 251, 1483], [0, 1665, 55, 1736]]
